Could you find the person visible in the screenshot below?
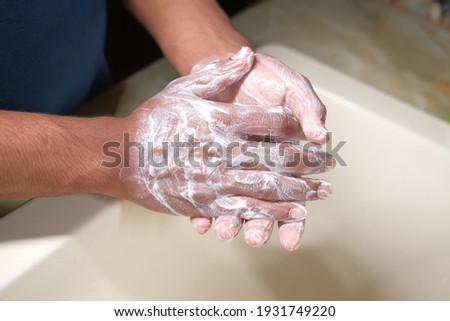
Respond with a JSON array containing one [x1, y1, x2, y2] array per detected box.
[[0, 0, 334, 251]]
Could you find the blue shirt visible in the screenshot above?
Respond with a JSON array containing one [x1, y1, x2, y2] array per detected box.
[[0, 0, 111, 114]]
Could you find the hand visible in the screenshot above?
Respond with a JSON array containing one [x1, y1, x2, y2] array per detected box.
[[190, 49, 333, 250], [118, 48, 333, 249]]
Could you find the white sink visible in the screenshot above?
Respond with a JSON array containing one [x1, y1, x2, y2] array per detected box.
[[1, 44, 449, 300]]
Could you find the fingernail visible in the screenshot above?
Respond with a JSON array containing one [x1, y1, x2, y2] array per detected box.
[[216, 230, 235, 243], [317, 128, 327, 143], [194, 224, 209, 235], [215, 222, 239, 243], [191, 217, 211, 234], [245, 229, 269, 248], [280, 221, 305, 251], [318, 182, 333, 199], [216, 229, 235, 243], [289, 207, 307, 220]]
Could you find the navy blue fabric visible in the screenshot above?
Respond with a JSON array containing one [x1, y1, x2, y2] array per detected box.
[[0, 0, 111, 114]]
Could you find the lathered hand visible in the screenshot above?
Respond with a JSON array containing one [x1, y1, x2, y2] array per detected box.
[[189, 48, 333, 250], [120, 48, 333, 250]]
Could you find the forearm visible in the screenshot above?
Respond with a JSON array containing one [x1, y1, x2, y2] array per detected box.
[[0, 111, 128, 199], [123, 0, 250, 75]]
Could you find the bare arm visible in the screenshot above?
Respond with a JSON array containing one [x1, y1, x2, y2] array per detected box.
[[1, 1, 245, 199], [123, 0, 250, 75], [0, 111, 129, 199]]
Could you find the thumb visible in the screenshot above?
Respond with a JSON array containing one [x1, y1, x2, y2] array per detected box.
[[168, 47, 254, 99], [288, 77, 328, 144]]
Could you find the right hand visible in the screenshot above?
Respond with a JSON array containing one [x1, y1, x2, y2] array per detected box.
[[119, 48, 333, 248]]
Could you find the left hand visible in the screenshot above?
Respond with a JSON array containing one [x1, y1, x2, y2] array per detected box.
[[190, 49, 333, 251]]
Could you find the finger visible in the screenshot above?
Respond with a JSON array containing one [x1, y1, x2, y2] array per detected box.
[[212, 196, 307, 221], [288, 78, 328, 145], [214, 215, 243, 242], [258, 54, 328, 144], [168, 47, 254, 99], [243, 218, 274, 248], [199, 101, 307, 143], [220, 171, 333, 202], [222, 105, 306, 141], [230, 142, 336, 176], [190, 216, 212, 234], [278, 219, 306, 251], [201, 103, 306, 143]]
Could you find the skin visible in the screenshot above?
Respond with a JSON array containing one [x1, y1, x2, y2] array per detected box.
[[119, 48, 333, 242], [190, 51, 333, 249], [0, 0, 334, 250], [123, 0, 334, 250], [0, 112, 128, 199], [122, 0, 250, 75], [0, 49, 333, 236]]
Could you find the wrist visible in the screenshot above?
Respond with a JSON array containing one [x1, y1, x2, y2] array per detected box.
[[74, 115, 134, 199], [125, 0, 250, 75], [0, 112, 134, 199]]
